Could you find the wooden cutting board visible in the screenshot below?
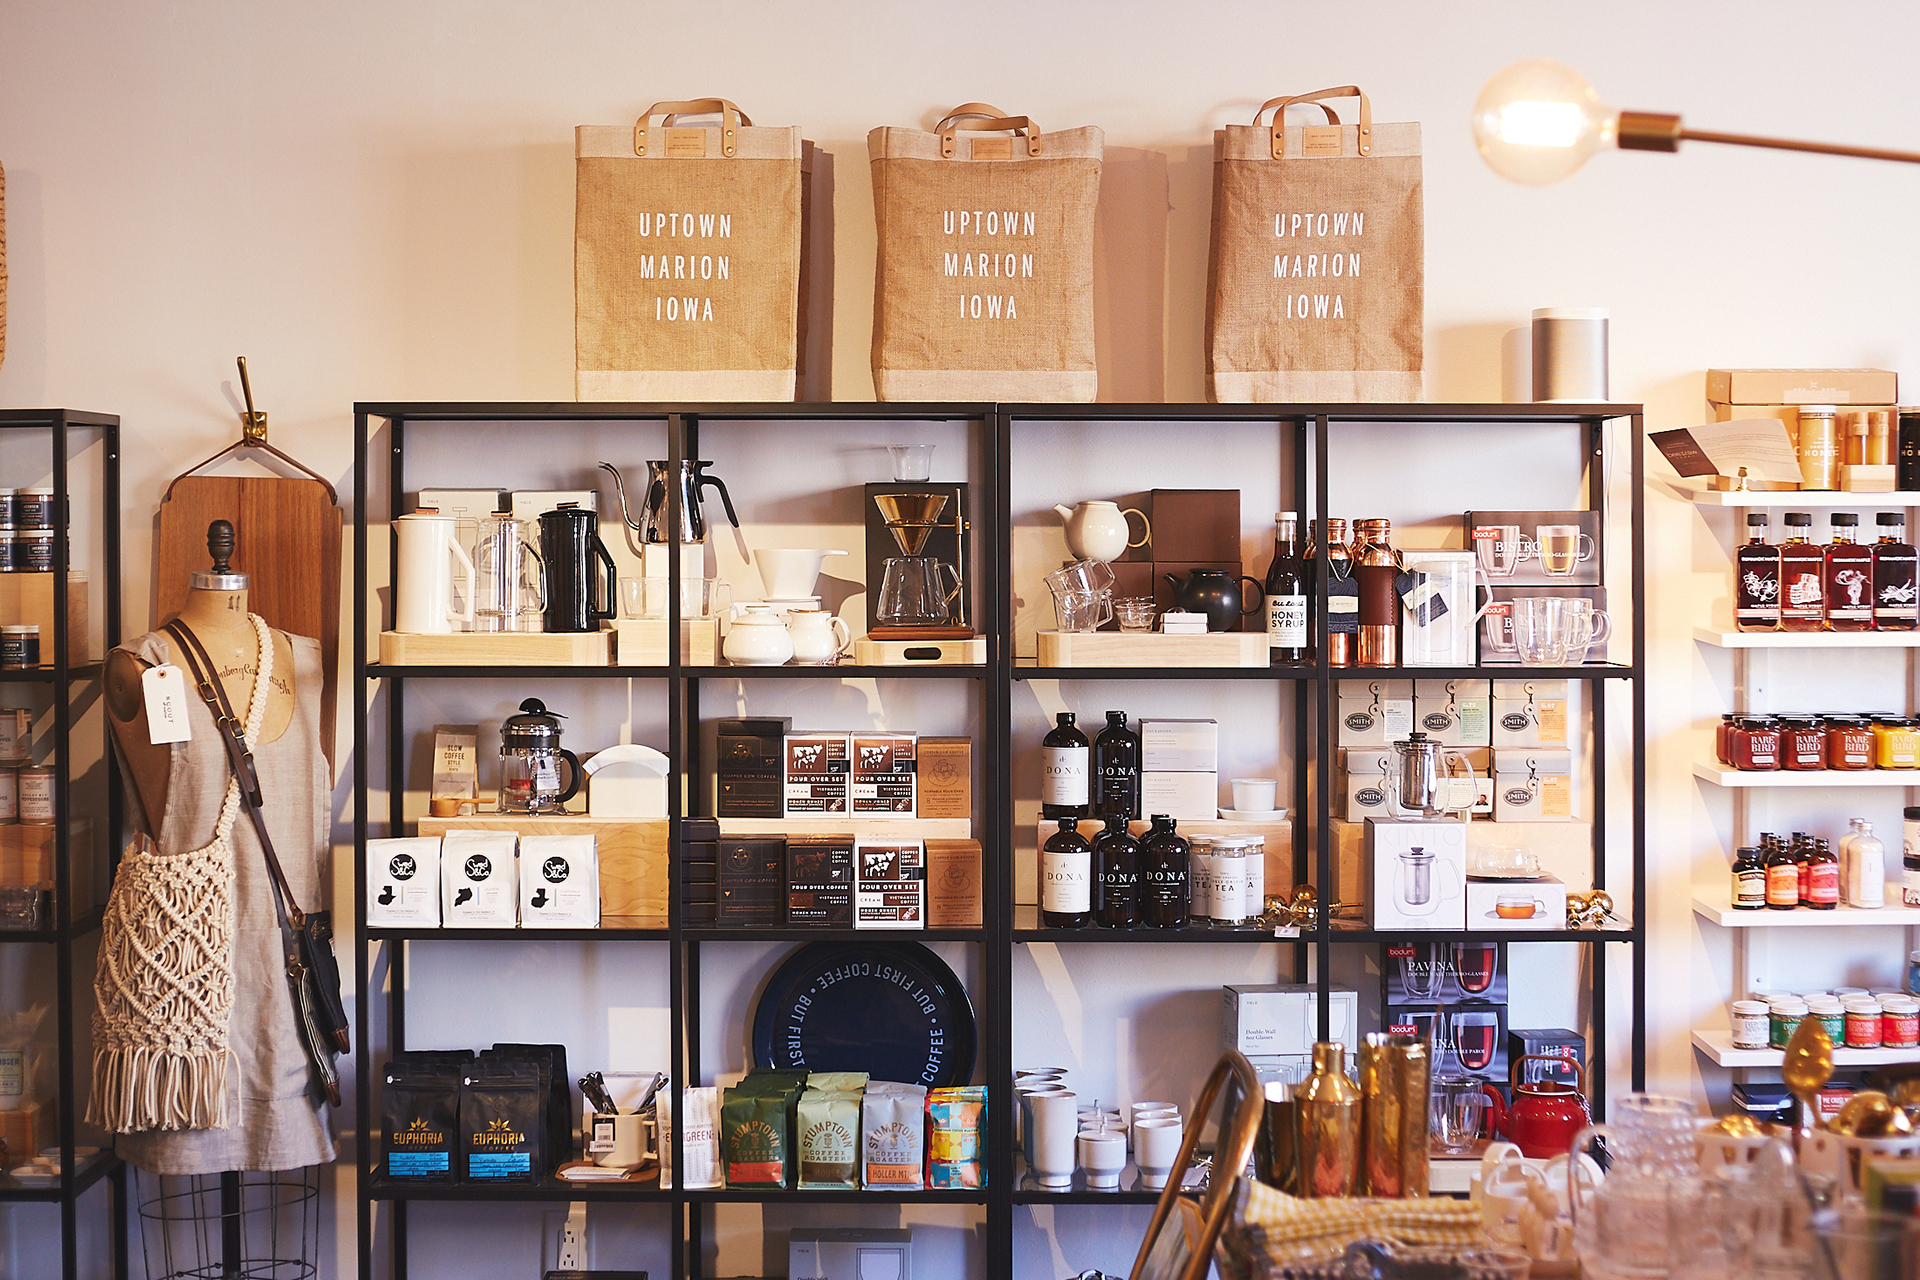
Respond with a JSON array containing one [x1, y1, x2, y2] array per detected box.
[[155, 474, 342, 753]]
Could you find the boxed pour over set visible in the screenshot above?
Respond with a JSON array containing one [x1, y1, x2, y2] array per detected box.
[[12, 39, 1920, 1280]]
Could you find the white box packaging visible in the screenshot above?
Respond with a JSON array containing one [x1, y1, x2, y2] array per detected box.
[[1140, 719, 1218, 773], [1493, 749, 1576, 822], [367, 836, 442, 927], [1338, 680, 1413, 746], [1491, 680, 1569, 748], [1414, 680, 1491, 746], [786, 733, 852, 815], [854, 838, 925, 929], [440, 829, 519, 927], [1141, 771, 1217, 821], [518, 834, 600, 927], [851, 732, 918, 816], [1466, 874, 1568, 930], [1223, 984, 1359, 1058], [1364, 819, 1468, 930]]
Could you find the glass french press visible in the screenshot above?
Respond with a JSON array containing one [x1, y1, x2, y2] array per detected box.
[[499, 698, 582, 814]]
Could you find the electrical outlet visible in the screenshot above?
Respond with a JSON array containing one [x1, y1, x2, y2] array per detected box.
[[557, 1202, 587, 1270]]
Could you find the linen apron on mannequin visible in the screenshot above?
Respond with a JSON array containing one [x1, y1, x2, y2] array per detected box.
[[100, 627, 334, 1174]]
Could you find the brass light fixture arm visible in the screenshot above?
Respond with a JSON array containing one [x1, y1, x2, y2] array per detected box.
[[1618, 110, 1920, 164]]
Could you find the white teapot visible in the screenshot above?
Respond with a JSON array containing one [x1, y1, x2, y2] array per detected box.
[[722, 605, 795, 666], [784, 609, 851, 665], [1052, 500, 1150, 563]]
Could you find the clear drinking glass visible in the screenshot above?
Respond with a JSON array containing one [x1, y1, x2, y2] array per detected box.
[[889, 444, 935, 481], [1430, 1075, 1491, 1153], [1113, 596, 1156, 632]]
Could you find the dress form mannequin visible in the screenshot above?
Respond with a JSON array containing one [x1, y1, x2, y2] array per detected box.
[[105, 520, 294, 830]]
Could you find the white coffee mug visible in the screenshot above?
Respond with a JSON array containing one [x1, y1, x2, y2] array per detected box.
[[589, 1111, 646, 1168], [1134, 1116, 1185, 1190], [1231, 778, 1278, 812], [1028, 1090, 1080, 1188], [1077, 1130, 1127, 1188], [395, 512, 476, 634]]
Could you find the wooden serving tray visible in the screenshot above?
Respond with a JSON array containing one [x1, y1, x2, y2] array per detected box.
[[612, 617, 718, 665], [852, 637, 987, 666], [1036, 630, 1268, 668], [417, 814, 667, 919], [379, 629, 612, 666]]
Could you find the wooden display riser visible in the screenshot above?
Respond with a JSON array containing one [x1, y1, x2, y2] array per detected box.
[[380, 630, 613, 666], [613, 617, 717, 665], [852, 637, 986, 666], [1036, 630, 1268, 668], [417, 814, 666, 918]]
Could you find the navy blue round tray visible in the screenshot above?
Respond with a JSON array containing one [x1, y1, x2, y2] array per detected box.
[[750, 941, 976, 1089]]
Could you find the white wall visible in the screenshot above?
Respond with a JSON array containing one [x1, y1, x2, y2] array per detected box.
[[5, 1, 1920, 1275]]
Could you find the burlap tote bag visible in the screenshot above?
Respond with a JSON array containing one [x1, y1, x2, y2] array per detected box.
[[869, 104, 1101, 402], [1207, 86, 1423, 402], [576, 99, 812, 401]]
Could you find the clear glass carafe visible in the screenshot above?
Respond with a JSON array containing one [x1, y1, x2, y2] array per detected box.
[[1572, 1094, 1705, 1280], [876, 556, 961, 626]]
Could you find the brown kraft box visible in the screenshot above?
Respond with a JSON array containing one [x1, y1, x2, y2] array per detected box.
[[925, 839, 982, 928], [915, 737, 972, 821]]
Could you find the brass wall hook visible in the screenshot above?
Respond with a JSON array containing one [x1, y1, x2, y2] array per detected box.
[[237, 356, 268, 443]]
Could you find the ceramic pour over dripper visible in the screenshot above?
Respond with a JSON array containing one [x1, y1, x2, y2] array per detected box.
[[874, 492, 949, 556]]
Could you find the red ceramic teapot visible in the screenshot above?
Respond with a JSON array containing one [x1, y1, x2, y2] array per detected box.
[[1482, 1055, 1590, 1159]]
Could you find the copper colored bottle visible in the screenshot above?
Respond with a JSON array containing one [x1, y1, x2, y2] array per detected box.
[[1353, 518, 1399, 667], [1324, 518, 1356, 667], [1779, 513, 1825, 632], [1824, 513, 1874, 632]]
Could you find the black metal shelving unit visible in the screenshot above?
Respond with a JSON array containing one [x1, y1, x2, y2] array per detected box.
[[351, 401, 1645, 1280], [0, 410, 126, 1280]]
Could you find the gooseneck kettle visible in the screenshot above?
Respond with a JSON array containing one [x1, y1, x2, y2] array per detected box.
[[599, 460, 739, 544]]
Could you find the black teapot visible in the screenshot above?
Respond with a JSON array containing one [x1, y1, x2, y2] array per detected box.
[[1165, 568, 1264, 633]]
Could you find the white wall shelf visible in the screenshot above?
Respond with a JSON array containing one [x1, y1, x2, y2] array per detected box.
[[1694, 764, 1919, 788], [1693, 626, 1920, 650], [1692, 895, 1918, 928], [1686, 489, 1920, 508], [1693, 1029, 1920, 1067]]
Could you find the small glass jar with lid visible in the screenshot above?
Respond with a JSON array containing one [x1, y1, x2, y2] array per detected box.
[[1873, 717, 1920, 769], [1729, 717, 1782, 771], [1882, 996, 1920, 1048], [1844, 997, 1884, 1047], [1781, 717, 1827, 771], [1826, 716, 1875, 770], [1715, 714, 1740, 766], [1730, 999, 1770, 1049], [1769, 997, 1810, 1048]]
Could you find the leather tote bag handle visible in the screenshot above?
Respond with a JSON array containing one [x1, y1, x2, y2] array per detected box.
[[634, 98, 753, 157], [936, 102, 1042, 158]]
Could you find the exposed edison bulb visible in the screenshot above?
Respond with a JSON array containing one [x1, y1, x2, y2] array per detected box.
[[1472, 60, 1620, 184]]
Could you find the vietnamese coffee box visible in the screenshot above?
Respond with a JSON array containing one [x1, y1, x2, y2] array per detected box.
[[851, 733, 917, 815], [718, 836, 785, 927], [854, 838, 925, 929], [785, 733, 851, 815], [787, 833, 854, 926]]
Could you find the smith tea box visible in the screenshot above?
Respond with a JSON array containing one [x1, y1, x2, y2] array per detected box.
[[785, 733, 851, 815], [851, 733, 917, 815]]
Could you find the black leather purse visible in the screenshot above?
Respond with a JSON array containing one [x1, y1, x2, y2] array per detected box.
[[166, 620, 350, 1108]]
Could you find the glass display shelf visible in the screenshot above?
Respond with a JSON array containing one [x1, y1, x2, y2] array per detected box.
[[0, 1149, 119, 1203]]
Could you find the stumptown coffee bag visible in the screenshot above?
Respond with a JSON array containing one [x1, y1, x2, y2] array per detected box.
[[576, 99, 817, 401], [797, 1088, 861, 1189], [441, 830, 518, 927], [381, 1058, 462, 1181], [721, 1074, 800, 1189], [1206, 86, 1423, 402], [367, 836, 441, 927], [862, 1081, 927, 1190], [460, 1059, 543, 1182], [869, 103, 1102, 401]]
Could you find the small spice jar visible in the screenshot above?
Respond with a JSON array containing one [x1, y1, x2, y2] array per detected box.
[[15, 530, 52, 574], [1874, 717, 1920, 769], [17, 767, 53, 825], [15, 489, 54, 530], [1730, 716, 1783, 771], [1782, 716, 1828, 770], [1731, 999, 1770, 1049], [1770, 997, 1810, 1048], [0, 626, 40, 671], [1826, 716, 1875, 770], [1808, 995, 1846, 1044], [1844, 996, 1884, 1048], [1883, 996, 1920, 1048]]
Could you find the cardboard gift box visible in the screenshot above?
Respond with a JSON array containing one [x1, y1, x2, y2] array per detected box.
[[1381, 940, 1507, 1004], [1490, 680, 1569, 748], [1338, 680, 1413, 746], [1466, 875, 1567, 929], [1510, 1028, 1584, 1087], [1223, 984, 1359, 1058], [1364, 819, 1467, 930], [1414, 680, 1491, 746], [1493, 750, 1575, 822]]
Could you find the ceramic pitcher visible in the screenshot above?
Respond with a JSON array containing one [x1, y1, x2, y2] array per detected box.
[[395, 511, 476, 634]]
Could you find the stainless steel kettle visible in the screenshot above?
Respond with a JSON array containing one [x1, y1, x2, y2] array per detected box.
[[600, 460, 739, 544]]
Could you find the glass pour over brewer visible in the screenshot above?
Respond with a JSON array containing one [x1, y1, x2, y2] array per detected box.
[[873, 492, 968, 636], [499, 698, 582, 814]]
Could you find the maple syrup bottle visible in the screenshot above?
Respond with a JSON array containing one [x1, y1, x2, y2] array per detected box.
[[1734, 513, 1780, 632], [1874, 512, 1919, 631], [1824, 513, 1874, 632], [1778, 513, 1826, 633]]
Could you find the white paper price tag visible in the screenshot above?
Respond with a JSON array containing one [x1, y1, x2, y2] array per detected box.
[[588, 1115, 617, 1154], [142, 664, 192, 744]]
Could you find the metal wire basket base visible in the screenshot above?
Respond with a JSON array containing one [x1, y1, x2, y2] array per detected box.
[[135, 1166, 320, 1280]]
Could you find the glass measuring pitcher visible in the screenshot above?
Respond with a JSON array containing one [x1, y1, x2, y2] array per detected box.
[[473, 513, 546, 633], [876, 556, 961, 626]]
